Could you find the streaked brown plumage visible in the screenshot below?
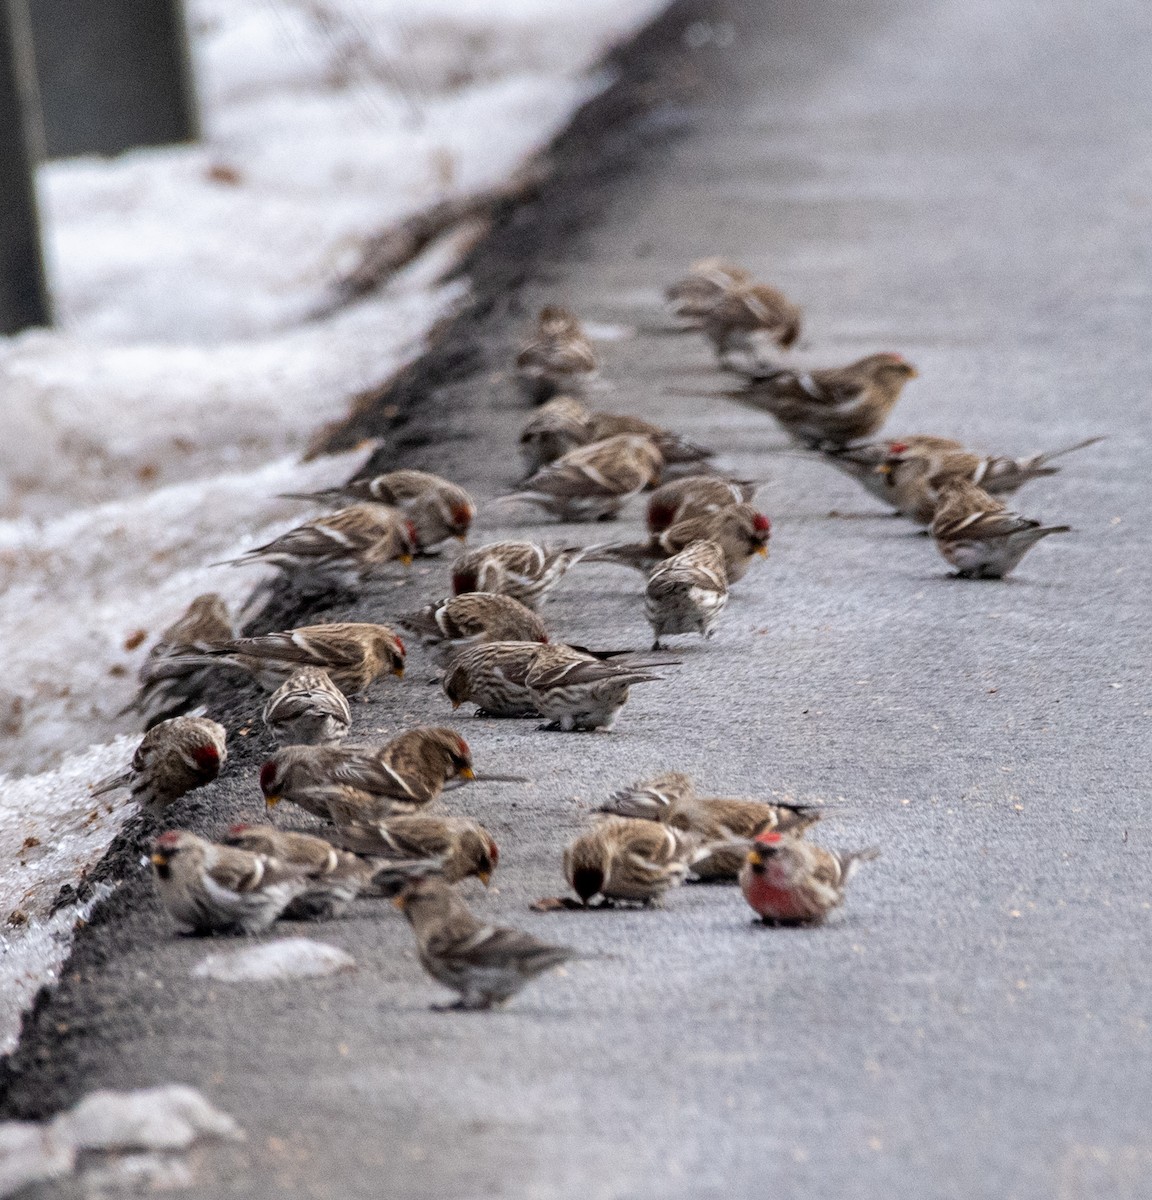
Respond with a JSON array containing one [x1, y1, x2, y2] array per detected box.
[[399, 592, 548, 666], [499, 434, 664, 522], [518, 396, 591, 474], [740, 831, 878, 925], [220, 824, 375, 918], [600, 772, 822, 881], [515, 305, 598, 404], [150, 830, 310, 935], [325, 814, 499, 886], [699, 283, 803, 363], [217, 504, 415, 594], [262, 667, 352, 746], [645, 540, 729, 650], [259, 726, 476, 823], [730, 352, 917, 448], [665, 259, 751, 322], [646, 475, 757, 533], [929, 478, 1071, 579], [280, 469, 475, 552], [395, 874, 578, 1009], [442, 641, 543, 717], [525, 643, 667, 732], [586, 503, 770, 583], [822, 436, 965, 506], [128, 593, 235, 725], [563, 816, 701, 906], [451, 541, 587, 609], [91, 716, 226, 813], [152, 622, 406, 695]]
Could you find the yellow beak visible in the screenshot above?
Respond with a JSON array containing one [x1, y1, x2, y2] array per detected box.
[[756, 545, 768, 558], [477, 871, 491, 887], [391, 895, 407, 911], [454, 533, 468, 543], [265, 795, 281, 808], [150, 853, 168, 867], [747, 850, 763, 866], [876, 463, 892, 476], [392, 666, 405, 679], [460, 766, 476, 781], [451, 700, 461, 710]]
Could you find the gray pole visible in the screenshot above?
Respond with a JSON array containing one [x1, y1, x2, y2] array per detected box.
[[0, 0, 51, 334], [28, 0, 200, 159]]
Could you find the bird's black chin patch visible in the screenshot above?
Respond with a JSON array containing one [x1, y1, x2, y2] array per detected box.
[[572, 867, 604, 904], [154, 863, 171, 881]]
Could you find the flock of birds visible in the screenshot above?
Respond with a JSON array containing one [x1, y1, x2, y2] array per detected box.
[[92, 257, 1099, 1010]]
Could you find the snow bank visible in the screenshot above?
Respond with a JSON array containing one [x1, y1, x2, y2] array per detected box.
[[0, 0, 663, 1055]]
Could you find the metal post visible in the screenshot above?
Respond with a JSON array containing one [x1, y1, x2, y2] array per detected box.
[[0, 0, 51, 333], [28, 0, 199, 159]]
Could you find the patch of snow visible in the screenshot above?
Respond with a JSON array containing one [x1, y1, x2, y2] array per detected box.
[[192, 937, 357, 982]]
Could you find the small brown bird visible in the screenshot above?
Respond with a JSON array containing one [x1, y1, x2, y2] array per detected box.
[[499, 434, 664, 522], [525, 643, 667, 732], [441, 641, 544, 717], [325, 814, 499, 886], [698, 283, 803, 365], [587, 503, 770, 583], [92, 716, 227, 813], [929, 478, 1071, 579], [665, 259, 752, 323], [220, 824, 376, 919], [280, 469, 475, 552], [128, 593, 235, 725], [150, 830, 311, 935], [600, 772, 822, 881], [740, 831, 878, 925], [563, 816, 702, 906], [394, 874, 578, 1009], [398, 593, 548, 665], [217, 505, 415, 594], [158, 622, 406, 695], [873, 437, 1104, 524], [730, 353, 917, 448], [582, 411, 714, 469], [451, 541, 587, 609], [515, 305, 598, 404], [262, 667, 353, 746], [260, 726, 476, 823], [821, 436, 965, 505], [645, 540, 729, 650], [646, 475, 758, 532], [518, 396, 593, 475]]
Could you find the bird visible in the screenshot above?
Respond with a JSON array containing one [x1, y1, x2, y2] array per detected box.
[[518, 396, 593, 475], [645, 540, 729, 650], [600, 772, 822, 881], [514, 304, 598, 404], [697, 282, 803, 366], [563, 816, 703, 906], [496, 434, 664, 522], [398, 593, 548, 666], [863, 437, 1104, 524], [451, 541, 587, 609], [645, 474, 757, 532], [91, 716, 226, 813], [665, 259, 752, 323], [739, 831, 878, 925], [524, 643, 668, 732], [727, 352, 917, 448], [280, 469, 475, 552], [152, 622, 406, 695], [393, 873, 579, 1010], [259, 726, 478, 823], [127, 593, 236, 725], [150, 830, 311, 935], [220, 824, 378, 919], [441, 641, 544, 717], [517, 397, 712, 475], [820, 436, 965, 506], [929, 477, 1071, 579], [586, 503, 770, 583], [215, 504, 415, 595], [262, 667, 353, 746], [324, 814, 499, 886]]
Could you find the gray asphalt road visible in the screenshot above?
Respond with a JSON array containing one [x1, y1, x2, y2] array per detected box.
[[7, 0, 1152, 1196]]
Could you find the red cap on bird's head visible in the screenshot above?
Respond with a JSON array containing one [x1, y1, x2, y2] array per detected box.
[[154, 830, 184, 851], [191, 743, 221, 773], [888, 441, 909, 455], [753, 830, 784, 847], [752, 513, 771, 534]]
